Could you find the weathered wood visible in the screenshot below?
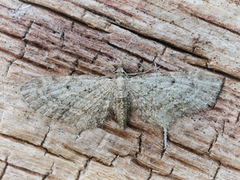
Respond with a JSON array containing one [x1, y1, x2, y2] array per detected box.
[[0, 0, 240, 179]]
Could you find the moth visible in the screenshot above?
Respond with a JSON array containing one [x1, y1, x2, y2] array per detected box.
[[20, 67, 223, 131]]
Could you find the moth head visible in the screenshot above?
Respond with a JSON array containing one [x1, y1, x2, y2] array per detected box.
[[115, 67, 126, 77]]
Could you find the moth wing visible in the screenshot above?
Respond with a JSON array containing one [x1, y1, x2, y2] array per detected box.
[[128, 71, 223, 128], [20, 75, 114, 130]]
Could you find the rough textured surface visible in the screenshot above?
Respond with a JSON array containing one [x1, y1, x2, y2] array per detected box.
[[79, 157, 150, 180], [0, 0, 240, 179], [1, 166, 42, 180]]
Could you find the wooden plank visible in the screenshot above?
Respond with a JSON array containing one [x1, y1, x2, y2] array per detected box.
[[0, 0, 240, 179]]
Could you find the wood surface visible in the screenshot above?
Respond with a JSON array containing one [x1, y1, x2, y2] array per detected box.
[[0, 0, 240, 179]]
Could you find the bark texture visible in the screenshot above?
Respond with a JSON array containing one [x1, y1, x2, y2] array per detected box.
[[0, 0, 240, 179]]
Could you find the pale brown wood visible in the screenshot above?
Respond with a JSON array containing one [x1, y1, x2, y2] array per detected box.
[[0, 0, 240, 179]]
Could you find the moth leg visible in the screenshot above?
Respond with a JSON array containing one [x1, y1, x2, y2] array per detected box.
[[163, 127, 168, 150]]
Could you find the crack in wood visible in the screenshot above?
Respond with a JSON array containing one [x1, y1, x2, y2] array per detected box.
[[146, 169, 152, 180], [136, 3, 192, 33], [207, 138, 215, 154], [169, 165, 175, 175], [19, 0, 80, 27], [0, 133, 74, 164], [5, 60, 14, 78], [75, 129, 84, 141], [69, 58, 80, 76], [167, 138, 215, 158], [17, 0, 224, 79], [222, 120, 226, 135], [235, 112, 240, 124], [42, 162, 54, 180], [1, 1, 239, 179], [104, 40, 145, 62], [8, 162, 43, 177], [76, 157, 92, 179], [84, 158, 92, 169], [184, 8, 240, 36], [70, 22, 75, 31], [136, 133, 143, 157], [22, 20, 34, 41], [60, 29, 65, 48], [212, 164, 221, 180], [0, 157, 8, 180], [61, 144, 93, 162], [91, 49, 101, 64], [40, 125, 51, 147], [75, 167, 82, 180], [109, 155, 118, 166], [191, 35, 201, 54], [167, 154, 214, 177], [153, 56, 174, 72]]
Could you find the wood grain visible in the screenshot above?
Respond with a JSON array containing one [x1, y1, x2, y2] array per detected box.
[[0, 0, 240, 179]]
